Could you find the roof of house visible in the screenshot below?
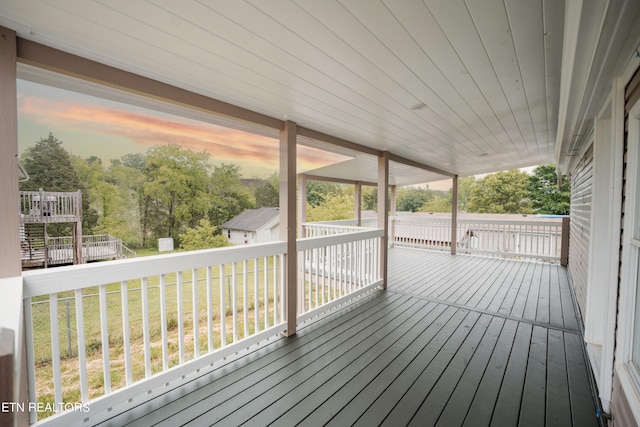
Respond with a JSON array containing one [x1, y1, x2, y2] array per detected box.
[[221, 207, 280, 232]]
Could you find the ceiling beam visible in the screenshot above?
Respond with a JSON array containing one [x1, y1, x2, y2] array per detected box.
[[300, 173, 377, 187], [388, 153, 456, 178], [16, 38, 284, 131], [297, 126, 381, 157]]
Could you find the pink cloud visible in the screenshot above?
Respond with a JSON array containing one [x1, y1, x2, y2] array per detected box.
[[19, 95, 348, 172]]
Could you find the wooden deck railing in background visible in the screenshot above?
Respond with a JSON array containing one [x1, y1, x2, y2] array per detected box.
[[47, 234, 136, 264], [19, 190, 81, 224], [21, 229, 383, 425]]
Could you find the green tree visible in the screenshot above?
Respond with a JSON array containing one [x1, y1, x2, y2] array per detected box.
[[178, 219, 229, 251], [529, 164, 570, 215], [208, 163, 255, 229], [20, 133, 81, 192], [141, 145, 210, 245], [458, 176, 476, 211], [70, 155, 105, 210], [120, 152, 146, 170], [361, 187, 377, 211], [396, 187, 432, 212], [307, 181, 341, 207], [420, 191, 451, 212], [20, 133, 98, 233], [90, 158, 146, 247], [306, 193, 354, 222], [254, 173, 280, 208], [467, 169, 533, 214], [115, 153, 147, 246]]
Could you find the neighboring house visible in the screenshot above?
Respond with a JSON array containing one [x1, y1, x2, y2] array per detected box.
[[221, 207, 280, 245]]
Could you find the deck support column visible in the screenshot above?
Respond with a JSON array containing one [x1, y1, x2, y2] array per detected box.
[[390, 185, 396, 247], [0, 26, 27, 427], [280, 121, 297, 336], [451, 175, 458, 255], [0, 26, 20, 278], [354, 181, 362, 226], [377, 152, 389, 289], [297, 174, 307, 238], [73, 189, 83, 264], [561, 217, 570, 266], [73, 220, 83, 264]]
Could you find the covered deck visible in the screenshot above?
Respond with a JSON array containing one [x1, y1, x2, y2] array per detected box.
[[99, 249, 599, 427]]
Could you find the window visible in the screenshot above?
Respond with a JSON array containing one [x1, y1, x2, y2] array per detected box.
[[629, 105, 640, 369], [621, 98, 640, 401]]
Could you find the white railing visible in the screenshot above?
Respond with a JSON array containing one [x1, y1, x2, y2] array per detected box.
[[19, 190, 82, 224], [303, 218, 378, 237], [22, 242, 287, 425], [304, 223, 365, 237], [21, 228, 384, 425], [297, 229, 383, 323], [393, 217, 564, 262], [44, 234, 135, 265], [306, 216, 566, 262]]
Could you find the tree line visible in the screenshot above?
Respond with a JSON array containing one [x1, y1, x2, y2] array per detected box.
[[303, 167, 569, 219], [20, 133, 569, 250], [20, 134, 278, 249]]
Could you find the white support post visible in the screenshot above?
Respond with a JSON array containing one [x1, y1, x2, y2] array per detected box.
[[297, 174, 306, 312], [377, 152, 389, 289], [0, 26, 20, 278], [390, 185, 396, 247], [0, 27, 27, 427], [451, 175, 458, 255], [355, 182, 362, 226], [298, 174, 307, 238], [280, 121, 298, 336]]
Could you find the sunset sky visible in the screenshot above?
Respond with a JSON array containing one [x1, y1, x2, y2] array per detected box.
[[16, 79, 351, 178]]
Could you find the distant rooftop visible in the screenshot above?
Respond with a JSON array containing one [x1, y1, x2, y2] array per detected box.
[[221, 207, 280, 231]]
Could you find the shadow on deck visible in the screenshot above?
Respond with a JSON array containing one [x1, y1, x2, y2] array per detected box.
[[101, 249, 600, 427]]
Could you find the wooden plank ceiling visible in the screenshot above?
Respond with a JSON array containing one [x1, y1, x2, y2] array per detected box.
[[0, 0, 564, 180]]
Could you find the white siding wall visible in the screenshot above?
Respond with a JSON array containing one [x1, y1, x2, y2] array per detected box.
[[225, 229, 256, 245], [569, 143, 594, 322], [224, 226, 279, 245], [256, 228, 271, 243]]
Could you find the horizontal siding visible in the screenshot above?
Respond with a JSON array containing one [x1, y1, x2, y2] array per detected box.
[[611, 374, 638, 427], [569, 143, 593, 323]]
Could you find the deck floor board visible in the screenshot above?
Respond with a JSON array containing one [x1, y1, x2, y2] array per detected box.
[[101, 249, 599, 427]]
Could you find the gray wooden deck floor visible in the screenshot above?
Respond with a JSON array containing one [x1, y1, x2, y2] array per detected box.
[[101, 249, 600, 427]]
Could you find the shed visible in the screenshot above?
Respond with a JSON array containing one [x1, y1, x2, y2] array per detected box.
[[221, 207, 280, 245]]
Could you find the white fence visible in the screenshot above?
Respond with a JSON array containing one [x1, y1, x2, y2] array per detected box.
[[393, 217, 565, 262], [22, 229, 383, 425], [306, 216, 567, 263], [303, 218, 378, 237]]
